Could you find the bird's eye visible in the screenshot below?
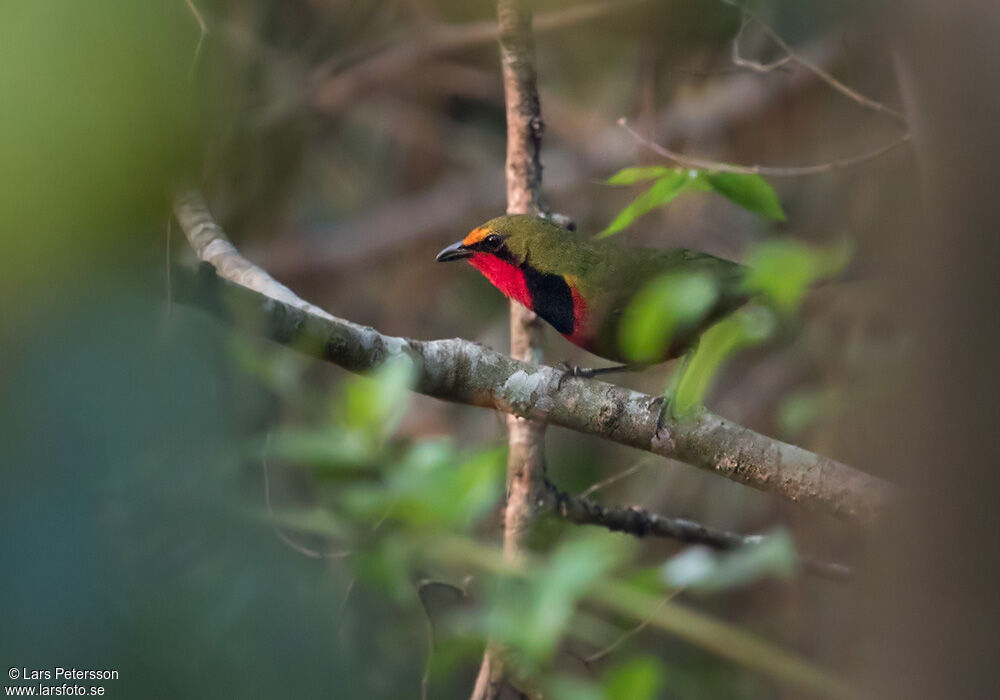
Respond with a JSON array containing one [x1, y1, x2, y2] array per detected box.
[[485, 233, 502, 248]]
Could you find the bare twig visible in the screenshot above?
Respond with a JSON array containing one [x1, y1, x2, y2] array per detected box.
[[619, 117, 912, 177], [183, 0, 208, 77], [261, 433, 352, 559], [617, 5, 912, 179], [416, 579, 467, 700], [583, 593, 679, 665], [578, 459, 652, 499], [731, 15, 792, 73], [726, 2, 908, 126]]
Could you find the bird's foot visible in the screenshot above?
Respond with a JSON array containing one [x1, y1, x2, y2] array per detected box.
[[557, 362, 595, 390], [556, 362, 631, 390], [647, 393, 674, 429]]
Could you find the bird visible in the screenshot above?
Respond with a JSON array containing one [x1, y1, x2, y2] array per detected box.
[[436, 214, 749, 380]]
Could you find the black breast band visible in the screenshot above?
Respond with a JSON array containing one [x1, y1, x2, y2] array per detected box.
[[522, 265, 574, 335]]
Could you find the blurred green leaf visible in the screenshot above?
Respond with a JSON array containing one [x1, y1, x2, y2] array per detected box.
[[439, 538, 851, 698], [742, 238, 852, 312], [546, 675, 605, 700], [705, 172, 786, 221], [597, 171, 689, 238], [671, 306, 777, 416], [267, 429, 374, 472], [605, 165, 676, 185], [620, 272, 719, 365], [341, 445, 503, 531], [482, 532, 631, 664], [338, 355, 416, 439], [778, 388, 845, 439], [602, 657, 663, 700], [625, 566, 668, 595], [229, 337, 309, 398], [353, 534, 415, 604], [260, 507, 351, 539], [661, 531, 798, 593]]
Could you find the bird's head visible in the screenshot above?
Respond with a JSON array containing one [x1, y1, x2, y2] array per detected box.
[[436, 214, 574, 267], [435, 214, 588, 333]]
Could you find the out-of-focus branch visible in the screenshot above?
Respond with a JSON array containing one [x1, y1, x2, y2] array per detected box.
[[310, 0, 643, 116], [547, 482, 852, 581], [172, 191, 893, 526]]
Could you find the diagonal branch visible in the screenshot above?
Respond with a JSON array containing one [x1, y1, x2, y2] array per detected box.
[[172, 191, 894, 526]]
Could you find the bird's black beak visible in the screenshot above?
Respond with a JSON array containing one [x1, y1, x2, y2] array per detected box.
[[436, 240, 473, 262]]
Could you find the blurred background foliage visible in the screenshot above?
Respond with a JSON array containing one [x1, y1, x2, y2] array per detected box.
[[0, 0, 918, 697]]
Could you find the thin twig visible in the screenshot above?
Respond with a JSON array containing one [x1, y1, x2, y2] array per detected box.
[[184, 0, 208, 77], [416, 579, 469, 700], [261, 433, 352, 560], [615, 1, 913, 180], [723, 0, 910, 126], [619, 117, 912, 177], [584, 592, 680, 664], [577, 459, 652, 499], [731, 15, 792, 73]]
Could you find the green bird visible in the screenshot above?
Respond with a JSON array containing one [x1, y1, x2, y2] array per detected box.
[[436, 214, 749, 378]]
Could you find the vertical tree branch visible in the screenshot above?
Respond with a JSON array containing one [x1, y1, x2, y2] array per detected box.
[[472, 1, 549, 698]]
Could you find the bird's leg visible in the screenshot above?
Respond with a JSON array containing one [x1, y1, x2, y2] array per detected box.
[[557, 362, 631, 389], [651, 350, 695, 421]]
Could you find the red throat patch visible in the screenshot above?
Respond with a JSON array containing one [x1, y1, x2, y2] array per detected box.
[[468, 254, 532, 309], [563, 285, 593, 351]]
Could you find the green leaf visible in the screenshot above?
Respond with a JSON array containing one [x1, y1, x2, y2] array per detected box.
[[705, 172, 785, 221], [670, 306, 776, 417], [546, 676, 604, 700], [661, 530, 798, 593], [604, 165, 675, 185], [597, 171, 689, 238], [353, 534, 415, 603], [742, 238, 852, 312], [266, 428, 374, 471], [260, 506, 351, 539], [338, 355, 416, 438], [619, 272, 719, 365], [602, 658, 663, 700], [343, 445, 504, 530], [482, 532, 631, 664], [778, 388, 844, 438]]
